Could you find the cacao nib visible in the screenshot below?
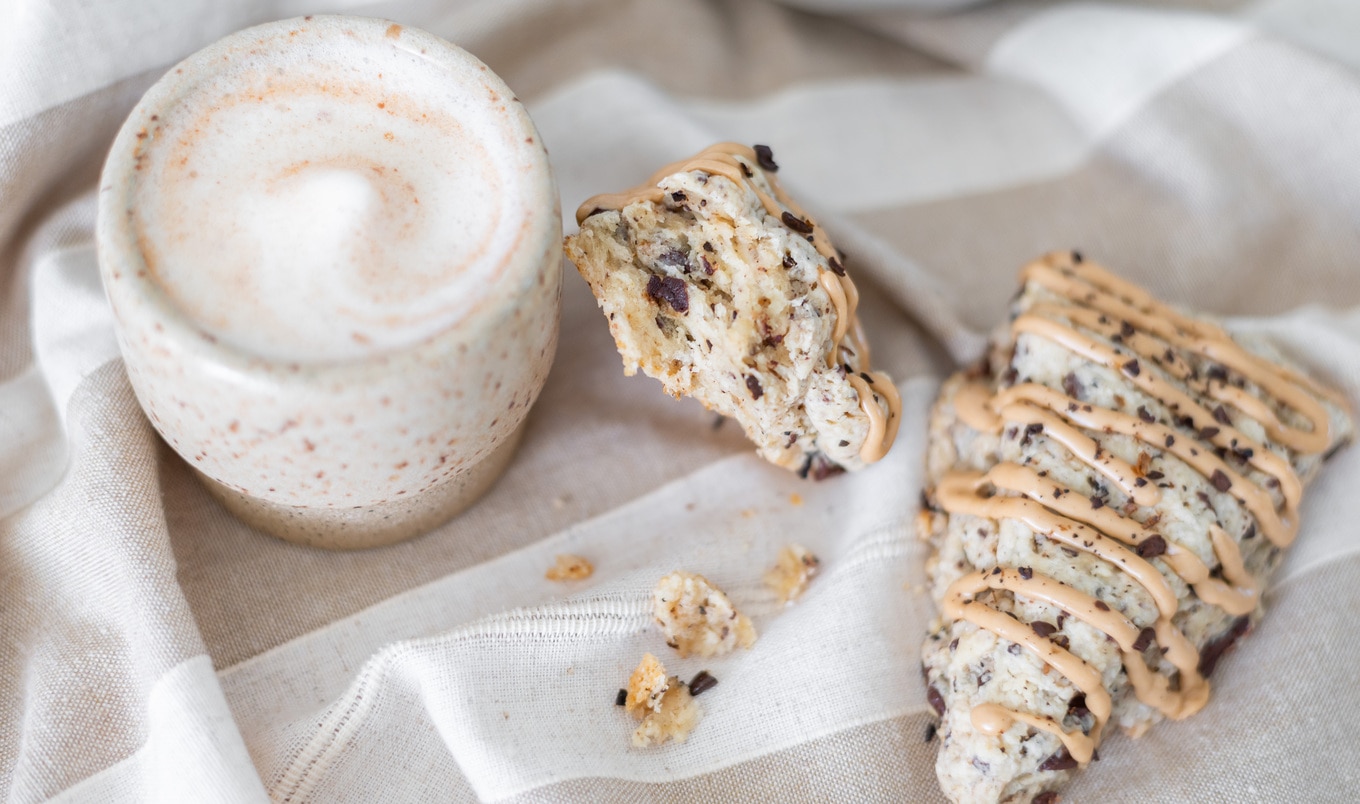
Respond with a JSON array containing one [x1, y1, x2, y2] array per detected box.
[[927, 685, 946, 716], [753, 144, 779, 172], [781, 211, 814, 234], [1198, 616, 1250, 677], [1210, 469, 1232, 492], [1136, 534, 1167, 558], [688, 671, 718, 696]]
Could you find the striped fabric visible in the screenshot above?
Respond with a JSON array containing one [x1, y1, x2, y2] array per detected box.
[[3, 1, 1359, 801]]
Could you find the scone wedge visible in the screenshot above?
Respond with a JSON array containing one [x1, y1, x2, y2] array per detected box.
[[564, 143, 899, 477], [919, 252, 1353, 803]]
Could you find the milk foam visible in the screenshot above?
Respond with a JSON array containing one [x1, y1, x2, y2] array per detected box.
[[130, 20, 532, 362]]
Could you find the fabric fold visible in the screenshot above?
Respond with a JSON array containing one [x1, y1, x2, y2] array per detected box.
[[3, 0, 1359, 800]]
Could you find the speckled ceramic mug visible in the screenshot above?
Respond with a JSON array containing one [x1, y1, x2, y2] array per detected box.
[[97, 16, 560, 549]]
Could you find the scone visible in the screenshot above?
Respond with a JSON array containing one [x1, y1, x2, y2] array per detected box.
[[919, 252, 1353, 803], [564, 143, 900, 477]]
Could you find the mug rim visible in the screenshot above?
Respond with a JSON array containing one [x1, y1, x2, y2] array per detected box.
[[95, 14, 560, 377]]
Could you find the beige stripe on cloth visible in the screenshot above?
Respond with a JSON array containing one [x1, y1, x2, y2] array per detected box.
[[3, 0, 1360, 800]]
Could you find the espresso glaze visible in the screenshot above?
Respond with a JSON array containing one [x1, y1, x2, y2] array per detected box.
[[576, 143, 899, 463], [973, 703, 1096, 765], [935, 253, 1337, 766]]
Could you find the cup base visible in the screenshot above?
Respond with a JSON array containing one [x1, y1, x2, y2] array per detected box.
[[197, 421, 526, 550]]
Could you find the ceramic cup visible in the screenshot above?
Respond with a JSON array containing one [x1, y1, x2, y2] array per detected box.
[[96, 16, 561, 549]]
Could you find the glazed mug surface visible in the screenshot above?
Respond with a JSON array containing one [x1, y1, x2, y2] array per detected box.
[[97, 15, 561, 549]]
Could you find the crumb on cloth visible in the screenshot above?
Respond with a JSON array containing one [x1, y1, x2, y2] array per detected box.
[[624, 652, 702, 747], [652, 571, 756, 658], [546, 554, 593, 581], [764, 544, 820, 605]]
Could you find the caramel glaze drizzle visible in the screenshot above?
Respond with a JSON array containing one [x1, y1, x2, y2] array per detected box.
[[936, 252, 1339, 767], [575, 143, 900, 463]]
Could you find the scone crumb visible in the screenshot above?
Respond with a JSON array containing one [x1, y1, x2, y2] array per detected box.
[[764, 544, 820, 605], [632, 683, 701, 748], [653, 571, 757, 658], [624, 653, 702, 747], [545, 554, 593, 581], [625, 653, 670, 716]]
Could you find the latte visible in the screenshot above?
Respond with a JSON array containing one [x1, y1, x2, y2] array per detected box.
[[98, 17, 561, 548], [130, 18, 539, 361]]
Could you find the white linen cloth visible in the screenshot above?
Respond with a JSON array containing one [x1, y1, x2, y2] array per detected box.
[[3, 0, 1360, 800]]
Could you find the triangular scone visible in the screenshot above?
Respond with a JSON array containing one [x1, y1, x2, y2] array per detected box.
[[919, 252, 1353, 803], [564, 143, 899, 476]]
